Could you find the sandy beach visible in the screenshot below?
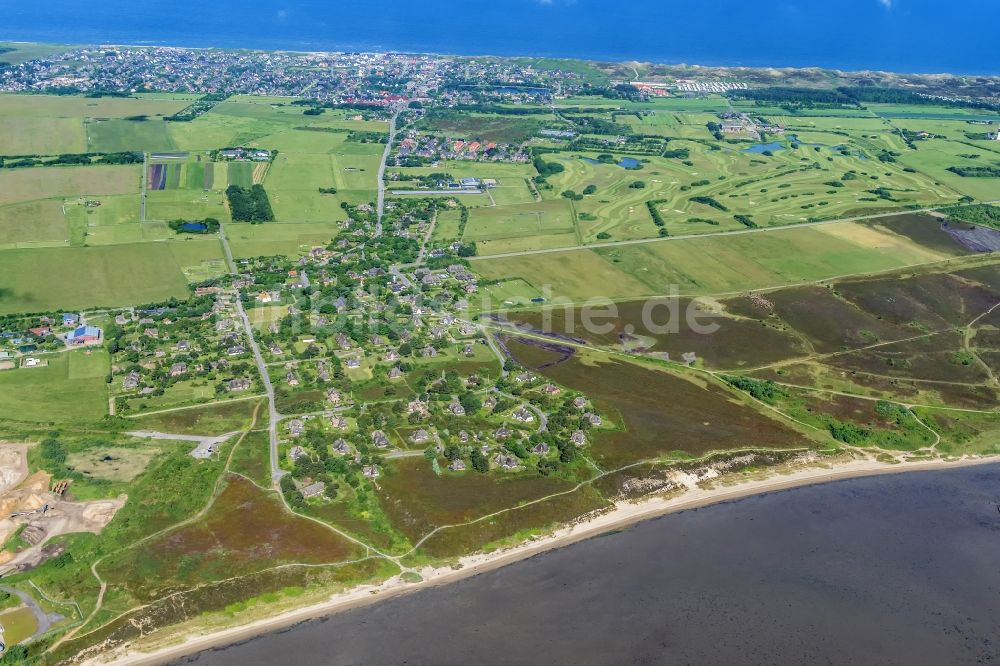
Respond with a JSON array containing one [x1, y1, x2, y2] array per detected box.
[[95, 453, 1000, 666]]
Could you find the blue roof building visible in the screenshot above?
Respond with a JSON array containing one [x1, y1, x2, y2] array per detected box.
[[62, 313, 79, 326], [66, 325, 102, 344]]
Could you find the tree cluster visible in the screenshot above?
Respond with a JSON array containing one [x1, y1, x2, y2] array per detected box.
[[226, 184, 275, 223]]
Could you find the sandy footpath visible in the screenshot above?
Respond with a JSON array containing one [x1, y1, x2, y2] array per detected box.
[[96, 454, 1000, 666]]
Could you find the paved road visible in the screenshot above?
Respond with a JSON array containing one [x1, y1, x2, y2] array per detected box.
[[127, 430, 240, 459], [389, 265, 414, 290], [234, 296, 282, 482], [467, 201, 1000, 261], [416, 211, 438, 264], [218, 222, 283, 483], [498, 391, 548, 433], [0, 586, 62, 643], [481, 327, 509, 377], [375, 106, 403, 237]]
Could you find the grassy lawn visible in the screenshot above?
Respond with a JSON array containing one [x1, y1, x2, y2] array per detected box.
[[0, 165, 140, 207], [225, 222, 339, 258], [459, 199, 577, 256], [472, 217, 953, 302], [0, 606, 38, 645], [0, 350, 109, 424], [87, 118, 177, 153], [0, 242, 194, 313], [0, 199, 69, 248]]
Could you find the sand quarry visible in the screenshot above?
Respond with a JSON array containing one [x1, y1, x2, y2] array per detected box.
[[0, 444, 125, 574]]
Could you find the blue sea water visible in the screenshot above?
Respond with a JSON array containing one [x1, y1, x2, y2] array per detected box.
[[3, 0, 998, 75], [183, 464, 1000, 664]]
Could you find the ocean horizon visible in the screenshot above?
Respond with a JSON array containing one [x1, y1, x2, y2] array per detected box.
[[4, 0, 999, 76]]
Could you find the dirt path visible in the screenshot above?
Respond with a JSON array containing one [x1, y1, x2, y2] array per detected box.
[[48, 407, 262, 653], [119, 395, 265, 419]]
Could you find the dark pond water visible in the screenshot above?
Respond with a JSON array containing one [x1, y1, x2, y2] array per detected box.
[[743, 140, 785, 154], [179, 464, 1000, 665], [180, 222, 208, 232], [580, 156, 641, 169]]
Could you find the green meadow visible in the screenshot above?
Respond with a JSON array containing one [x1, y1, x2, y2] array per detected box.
[[0, 242, 211, 313], [472, 217, 953, 302], [0, 349, 109, 424], [0, 93, 191, 156]]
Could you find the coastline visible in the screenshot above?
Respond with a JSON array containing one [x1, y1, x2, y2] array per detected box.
[[2, 38, 996, 77], [94, 453, 1000, 666]]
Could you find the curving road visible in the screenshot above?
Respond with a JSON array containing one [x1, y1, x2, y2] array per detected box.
[[0, 586, 62, 643]]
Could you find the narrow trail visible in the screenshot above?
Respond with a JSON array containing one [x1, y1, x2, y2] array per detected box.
[[118, 394, 265, 418]]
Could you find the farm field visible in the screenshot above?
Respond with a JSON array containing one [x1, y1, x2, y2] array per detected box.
[[263, 153, 344, 221], [0, 96, 390, 309], [0, 165, 140, 206], [0, 242, 205, 313], [225, 222, 340, 258], [146, 189, 230, 223], [472, 214, 964, 302], [0, 349, 109, 423], [463, 200, 577, 255], [0, 199, 69, 248], [0, 93, 191, 155], [87, 117, 177, 153]]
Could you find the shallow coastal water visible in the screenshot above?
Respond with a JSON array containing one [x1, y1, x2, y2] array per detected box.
[[179, 464, 1000, 665]]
